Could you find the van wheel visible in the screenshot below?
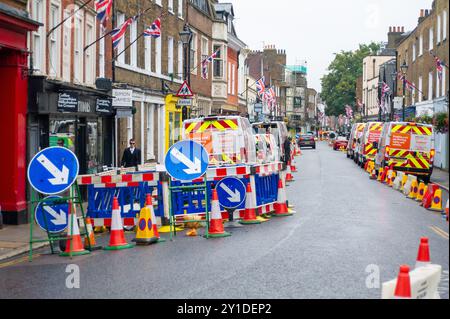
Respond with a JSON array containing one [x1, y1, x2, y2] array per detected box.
[[421, 174, 431, 184]]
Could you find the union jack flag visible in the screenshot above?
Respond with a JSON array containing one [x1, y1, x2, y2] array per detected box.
[[111, 17, 134, 50], [255, 76, 266, 97], [381, 82, 391, 95], [95, 0, 113, 25], [201, 49, 220, 79], [435, 57, 443, 80], [144, 17, 161, 38], [397, 73, 418, 92]]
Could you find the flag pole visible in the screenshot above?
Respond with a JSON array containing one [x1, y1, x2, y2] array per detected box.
[[47, 0, 93, 37], [84, 29, 114, 52], [114, 32, 145, 60]]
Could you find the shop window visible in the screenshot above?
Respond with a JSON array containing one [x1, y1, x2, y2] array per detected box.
[[87, 121, 98, 174], [49, 119, 76, 153]]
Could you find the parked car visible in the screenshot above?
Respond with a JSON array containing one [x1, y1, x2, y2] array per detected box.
[[356, 122, 383, 168], [333, 136, 349, 151], [298, 134, 316, 149], [374, 122, 435, 183]]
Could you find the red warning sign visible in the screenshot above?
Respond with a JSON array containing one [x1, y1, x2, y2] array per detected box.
[[176, 81, 194, 97]]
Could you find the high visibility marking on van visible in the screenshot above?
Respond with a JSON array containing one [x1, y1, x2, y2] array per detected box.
[[411, 126, 432, 136], [370, 123, 383, 131], [391, 125, 412, 134], [185, 119, 239, 134]]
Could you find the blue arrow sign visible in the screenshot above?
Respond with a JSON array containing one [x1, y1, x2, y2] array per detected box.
[[27, 147, 79, 195], [165, 140, 209, 181], [216, 177, 247, 209], [35, 196, 69, 233]]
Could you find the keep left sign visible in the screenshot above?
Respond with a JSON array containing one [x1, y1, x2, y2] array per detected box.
[[27, 147, 79, 195]]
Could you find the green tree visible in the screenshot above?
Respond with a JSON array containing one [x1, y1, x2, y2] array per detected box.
[[321, 42, 381, 116]]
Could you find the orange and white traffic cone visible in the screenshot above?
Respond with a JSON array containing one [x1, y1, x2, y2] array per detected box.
[[240, 183, 262, 225], [291, 161, 298, 173], [84, 217, 101, 250], [415, 237, 431, 269], [104, 197, 134, 250], [273, 179, 293, 217], [393, 265, 412, 299], [206, 189, 231, 238], [60, 202, 90, 257], [285, 161, 294, 182]]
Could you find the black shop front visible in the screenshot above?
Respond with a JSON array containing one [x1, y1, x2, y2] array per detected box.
[[28, 77, 115, 177]]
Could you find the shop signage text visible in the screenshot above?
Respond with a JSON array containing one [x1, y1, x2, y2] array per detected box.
[[58, 92, 78, 112], [113, 89, 133, 107]]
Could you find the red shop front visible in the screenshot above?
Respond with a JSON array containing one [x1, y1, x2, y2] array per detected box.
[[0, 5, 40, 224]]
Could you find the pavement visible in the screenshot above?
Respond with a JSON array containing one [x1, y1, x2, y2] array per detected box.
[[432, 167, 449, 191], [0, 141, 448, 299]]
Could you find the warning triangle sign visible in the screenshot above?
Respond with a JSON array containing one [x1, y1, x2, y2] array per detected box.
[[176, 81, 194, 97]]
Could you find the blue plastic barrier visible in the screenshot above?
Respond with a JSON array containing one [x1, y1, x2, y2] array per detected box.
[[254, 174, 279, 207], [87, 182, 163, 219]]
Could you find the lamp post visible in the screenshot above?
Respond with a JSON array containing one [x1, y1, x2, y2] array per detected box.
[[179, 24, 193, 120], [400, 60, 408, 121]]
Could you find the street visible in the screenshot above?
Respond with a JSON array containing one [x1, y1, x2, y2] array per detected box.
[[1, 142, 448, 299]]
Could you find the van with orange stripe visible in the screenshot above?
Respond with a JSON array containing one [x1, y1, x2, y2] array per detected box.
[[183, 116, 257, 166], [374, 122, 435, 183], [356, 122, 383, 167]]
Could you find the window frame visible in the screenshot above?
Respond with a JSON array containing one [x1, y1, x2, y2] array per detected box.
[[49, 0, 61, 78]]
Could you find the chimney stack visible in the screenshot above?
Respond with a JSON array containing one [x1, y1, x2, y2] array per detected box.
[[420, 9, 424, 17]]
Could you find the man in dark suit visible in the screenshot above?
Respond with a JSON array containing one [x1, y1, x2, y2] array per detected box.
[[121, 139, 141, 168]]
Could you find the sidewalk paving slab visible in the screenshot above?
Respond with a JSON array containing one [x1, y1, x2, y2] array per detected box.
[[0, 224, 49, 262]]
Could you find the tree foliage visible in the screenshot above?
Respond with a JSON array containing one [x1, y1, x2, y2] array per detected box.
[[321, 42, 381, 116]]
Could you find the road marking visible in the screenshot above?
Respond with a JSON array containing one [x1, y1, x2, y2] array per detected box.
[[429, 226, 449, 239], [0, 254, 42, 269]]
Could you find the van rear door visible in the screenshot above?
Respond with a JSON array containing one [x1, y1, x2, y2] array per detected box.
[[363, 123, 383, 159]]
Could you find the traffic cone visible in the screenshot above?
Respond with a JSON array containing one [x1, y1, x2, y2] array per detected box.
[[291, 162, 298, 173], [364, 161, 369, 172], [84, 217, 101, 250], [415, 183, 426, 202], [133, 196, 159, 245], [286, 161, 294, 182], [415, 237, 431, 268], [240, 183, 262, 225], [393, 265, 412, 299], [206, 188, 231, 238], [273, 179, 293, 217], [145, 194, 165, 243], [60, 202, 90, 257], [104, 197, 134, 250], [428, 188, 443, 212], [419, 185, 428, 206], [407, 179, 419, 199], [402, 175, 416, 196]]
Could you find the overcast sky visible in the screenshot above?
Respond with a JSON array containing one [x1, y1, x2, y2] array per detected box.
[[228, 0, 432, 92]]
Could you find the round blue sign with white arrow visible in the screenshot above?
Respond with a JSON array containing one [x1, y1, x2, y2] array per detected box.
[[35, 196, 69, 233], [27, 147, 79, 195], [216, 177, 247, 209], [165, 140, 209, 181]]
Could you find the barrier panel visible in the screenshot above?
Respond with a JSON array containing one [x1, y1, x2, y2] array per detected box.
[[77, 171, 162, 227]]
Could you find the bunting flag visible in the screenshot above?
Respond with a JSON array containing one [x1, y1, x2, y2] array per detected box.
[[255, 76, 266, 98], [95, 0, 113, 25], [201, 49, 220, 80], [144, 17, 161, 38], [435, 57, 443, 81], [397, 73, 418, 92], [111, 17, 134, 50], [345, 105, 353, 119]]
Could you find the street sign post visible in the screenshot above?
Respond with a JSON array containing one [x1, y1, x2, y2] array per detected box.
[[35, 196, 68, 233], [216, 177, 246, 209], [165, 140, 209, 181], [27, 147, 79, 195]]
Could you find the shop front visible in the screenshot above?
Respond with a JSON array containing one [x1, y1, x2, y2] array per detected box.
[[165, 94, 190, 153], [28, 78, 115, 178], [0, 4, 40, 224]]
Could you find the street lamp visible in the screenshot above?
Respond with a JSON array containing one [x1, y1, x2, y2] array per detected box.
[[400, 60, 408, 121], [179, 24, 193, 85], [179, 24, 192, 120]]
